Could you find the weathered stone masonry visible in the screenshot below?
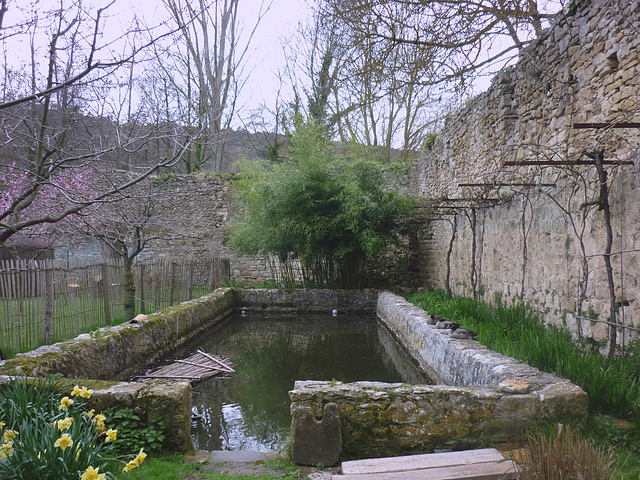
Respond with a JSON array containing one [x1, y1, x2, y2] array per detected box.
[[139, 173, 273, 284], [409, 0, 640, 342]]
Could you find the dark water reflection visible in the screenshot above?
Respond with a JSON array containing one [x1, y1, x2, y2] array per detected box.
[[175, 311, 430, 451]]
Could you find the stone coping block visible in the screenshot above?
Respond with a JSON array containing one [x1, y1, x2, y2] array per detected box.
[[290, 378, 586, 459], [88, 380, 193, 452]]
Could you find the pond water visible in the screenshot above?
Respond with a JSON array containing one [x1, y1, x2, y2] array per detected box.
[[175, 311, 431, 451]]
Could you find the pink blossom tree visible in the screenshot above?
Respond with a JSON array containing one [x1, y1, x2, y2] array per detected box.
[[0, 0, 194, 247]]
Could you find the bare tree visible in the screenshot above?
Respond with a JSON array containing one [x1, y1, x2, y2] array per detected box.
[[151, 0, 271, 173], [319, 0, 553, 88], [285, 0, 556, 158], [81, 182, 169, 320], [285, 3, 452, 160], [0, 0, 195, 245]]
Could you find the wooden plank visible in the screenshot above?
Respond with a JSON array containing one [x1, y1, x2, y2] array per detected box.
[[341, 449, 506, 475], [197, 349, 235, 372], [175, 359, 222, 372], [140, 374, 203, 380], [44, 266, 54, 344], [102, 263, 112, 326], [139, 264, 145, 314], [333, 460, 517, 480]]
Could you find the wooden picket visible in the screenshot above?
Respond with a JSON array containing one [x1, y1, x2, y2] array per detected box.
[[0, 258, 230, 357]]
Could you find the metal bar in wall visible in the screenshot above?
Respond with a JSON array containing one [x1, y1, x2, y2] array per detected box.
[[458, 183, 556, 187], [572, 122, 640, 129], [504, 160, 634, 166]]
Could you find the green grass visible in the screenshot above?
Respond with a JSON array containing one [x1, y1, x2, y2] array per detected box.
[[407, 290, 640, 420], [112, 453, 306, 480]]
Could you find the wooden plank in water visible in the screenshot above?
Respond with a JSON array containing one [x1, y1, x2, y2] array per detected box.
[[333, 460, 517, 480], [197, 349, 235, 372], [341, 449, 505, 475], [175, 359, 223, 371]]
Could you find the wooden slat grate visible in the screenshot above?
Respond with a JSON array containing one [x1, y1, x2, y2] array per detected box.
[[137, 349, 235, 383]]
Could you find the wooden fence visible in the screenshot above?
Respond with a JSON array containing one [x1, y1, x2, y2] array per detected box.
[[0, 258, 230, 357]]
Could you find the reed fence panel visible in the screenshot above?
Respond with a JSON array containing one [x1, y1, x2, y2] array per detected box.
[[0, 258, 230, 357]]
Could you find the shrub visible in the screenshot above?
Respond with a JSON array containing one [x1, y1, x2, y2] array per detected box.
[[105, 408, 165, 455], [230, 117, 415, 289], [515, 425, 618, 480]]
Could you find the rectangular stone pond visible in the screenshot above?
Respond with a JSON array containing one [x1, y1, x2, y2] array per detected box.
[[0, 288, 588, 461], [175, 310, 431, 451]]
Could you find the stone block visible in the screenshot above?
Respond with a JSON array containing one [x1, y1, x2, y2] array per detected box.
[[89, 380, 193, 452], [291, 402, 342, 466]]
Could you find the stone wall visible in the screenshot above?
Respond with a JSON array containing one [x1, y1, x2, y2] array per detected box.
[[410, 0, 640, 342], [129, 173, 272, 285]]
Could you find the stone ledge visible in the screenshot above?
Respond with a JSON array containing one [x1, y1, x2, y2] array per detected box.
[[235, 288, 378, 314], [376, 291, 586, 399], [0, 289, 235, 380]]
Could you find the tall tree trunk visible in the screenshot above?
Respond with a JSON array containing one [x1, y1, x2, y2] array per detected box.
[[123, 257, 136, 321], [594, 152, 617, 359]]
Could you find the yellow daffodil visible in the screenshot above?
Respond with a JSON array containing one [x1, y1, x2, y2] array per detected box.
[[92, 414, 106, 433], [53, 417, 74, 431], [0, 441, 14, 460], [0, 421, 5, 430], [133, 448, 147, 466], [122, 461, 136, 473], [71, 385, 83, 397], [81, 465, 106, 480], [104, 429, 117, 442], [59, 396, 74, 410], [85, 409, 95, 418], [80, 386, 94, 398], [54, 433, 73, 450], [2, 430, 17, 443]]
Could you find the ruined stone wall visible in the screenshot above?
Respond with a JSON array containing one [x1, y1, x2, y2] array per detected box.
[[411, 0, 640, 343], [135, 173, 415, 289], [134, 173, 272, 284]]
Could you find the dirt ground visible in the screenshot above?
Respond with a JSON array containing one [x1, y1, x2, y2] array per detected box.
[[184, 450, 340, 479]]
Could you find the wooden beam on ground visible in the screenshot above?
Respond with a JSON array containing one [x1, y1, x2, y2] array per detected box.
[[334, 448, 517, 480]]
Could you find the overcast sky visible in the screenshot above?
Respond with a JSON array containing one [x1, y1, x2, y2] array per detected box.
[[124, 0, 313, 121], [5, 0, 561, 133]]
